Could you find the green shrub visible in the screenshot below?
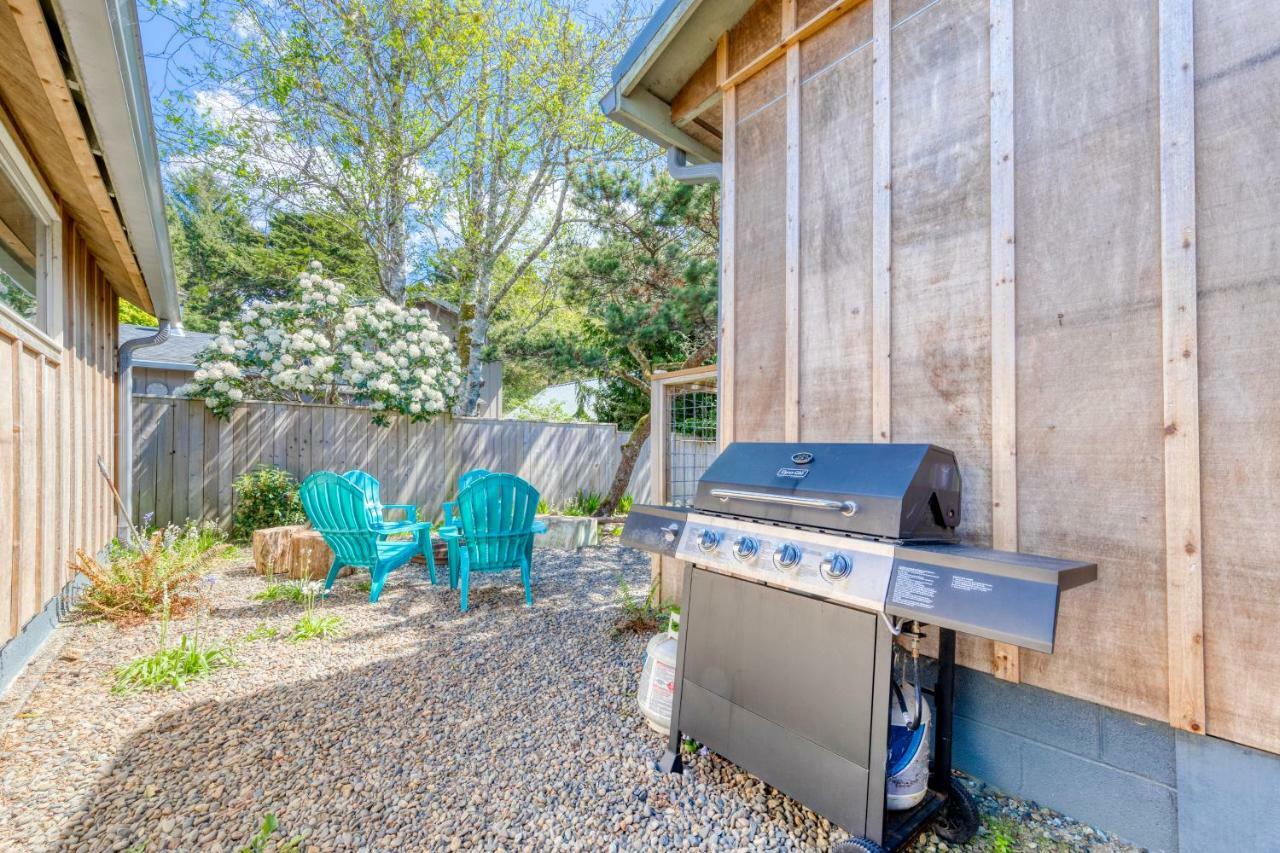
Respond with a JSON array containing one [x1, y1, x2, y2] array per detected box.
[[76, 522, 227, 625], [232, 465, 305, 540], [562, 489, 604, 517]]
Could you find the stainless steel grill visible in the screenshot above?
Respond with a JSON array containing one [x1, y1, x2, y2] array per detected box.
[[621, 441, 1097, 850]]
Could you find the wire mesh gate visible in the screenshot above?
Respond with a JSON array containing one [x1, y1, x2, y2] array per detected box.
[[649, 365, 718, 602]]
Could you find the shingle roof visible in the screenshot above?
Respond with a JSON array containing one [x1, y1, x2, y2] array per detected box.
[[119, 324, 216, 370]]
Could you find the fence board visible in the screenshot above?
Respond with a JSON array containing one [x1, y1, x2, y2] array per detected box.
[[132, 397, 629, 527]]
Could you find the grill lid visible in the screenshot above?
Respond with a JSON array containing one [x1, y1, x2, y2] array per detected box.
[[692, 442, 962, 541]]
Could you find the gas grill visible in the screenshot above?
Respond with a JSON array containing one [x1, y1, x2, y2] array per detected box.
[[621, 442, 1096, 851]]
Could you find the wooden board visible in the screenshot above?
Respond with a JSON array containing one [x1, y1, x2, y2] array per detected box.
[[1012, 0, 1167, 720], [1194, 0, 1280, 752], [732, 98, 787, 442], [796, 25, 874, 442], [728, 0, 783, 77]]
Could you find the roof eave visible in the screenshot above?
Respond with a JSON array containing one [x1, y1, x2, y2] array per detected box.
[[55, 0, 181, 323]]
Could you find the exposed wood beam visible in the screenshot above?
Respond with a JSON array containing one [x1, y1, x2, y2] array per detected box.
[[718, 86, 736, 451], [672, 52, 722, 128], [720, 0, 862, 91], [989, 0, 1020, 683], [1158, 0, 1205, 735]]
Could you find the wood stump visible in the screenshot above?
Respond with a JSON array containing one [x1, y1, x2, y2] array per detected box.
[[251, 524, 352, 581]]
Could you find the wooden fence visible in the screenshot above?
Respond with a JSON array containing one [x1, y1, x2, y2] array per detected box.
[[132, 396, 629, 529]]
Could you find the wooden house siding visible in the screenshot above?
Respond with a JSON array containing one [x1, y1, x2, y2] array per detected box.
[[708, 0, 1280, 753], [0, 219, 117, 644]]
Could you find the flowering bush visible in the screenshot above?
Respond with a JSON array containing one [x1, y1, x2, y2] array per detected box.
[[182, 262, 462, 425]]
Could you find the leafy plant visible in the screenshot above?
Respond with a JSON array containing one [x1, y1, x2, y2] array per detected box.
[[76, 523, 228, 625], [561, 489, 604, 517], [252, 582, 305, 604], [617, 494, 634, 515], [289, 581, 343, 642], [987, 817, 1017, 853], [232, 466, 305, 540], [240, 812, 303, 853], [613, 575, 678, 636], [536, 498, 550, 515], [354, 580, 372, 594], [113, 587, 234, 693], [243, 623, 280, 642]]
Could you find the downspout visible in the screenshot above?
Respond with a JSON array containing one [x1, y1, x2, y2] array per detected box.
[[117, 320, 178, 540], [666, 146, 721, 185]]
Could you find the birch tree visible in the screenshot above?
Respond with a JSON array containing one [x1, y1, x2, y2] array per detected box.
[[432, 0, 638, 415], [151, 0, 483, 302]]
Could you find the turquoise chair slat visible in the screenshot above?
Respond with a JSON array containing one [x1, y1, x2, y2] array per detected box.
[[441, 467, 492, 530], [453, 473, 540, 613], [342, 469, 418, 527], [300, 471, 437, 602]]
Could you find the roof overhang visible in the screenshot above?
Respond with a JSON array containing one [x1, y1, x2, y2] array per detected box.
[[55, 0, 181, 323], [599, 0, 754, 163]]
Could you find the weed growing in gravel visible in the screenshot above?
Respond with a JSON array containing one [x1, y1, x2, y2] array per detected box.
[[252, 581, 305, 603], [355, 579, 372, 593], [240, 813, 302, 853], [243, 623, 280, 642], [113, 587, 235, 693], [613, 575, 678, 636], [986, 817, 1017, 853], [289, 581, 343, 642], [77, 521, 228, 625]]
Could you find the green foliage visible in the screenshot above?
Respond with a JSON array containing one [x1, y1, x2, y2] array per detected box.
[[560, 489, 604, 517], [78, 523, 227, 625], [251, 582, 305, 604], [508, 397, 575, 423], [0, 270, 36, 321], [232, 466, 305, 540], [242, 623, 280, 642], [617, 494, 634, 515], [240, 813, 303, 853], [536, 498, 550, 515], [114, 634, 236, 693], [118, 298, 156, 327], [986, 816, 1017, 853], [113, 590, 234, 693], [289, 581, 343, 641], [614, 574, 678, 636]]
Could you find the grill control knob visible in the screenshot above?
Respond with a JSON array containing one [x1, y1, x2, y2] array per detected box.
[[697, 529, 722, 553], [732, 536, 759, 562], [820, 553, 852, 582], [772, 543, 802, 571]]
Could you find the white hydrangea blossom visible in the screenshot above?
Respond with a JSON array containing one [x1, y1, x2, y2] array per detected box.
[[182, 262, 462, 426]]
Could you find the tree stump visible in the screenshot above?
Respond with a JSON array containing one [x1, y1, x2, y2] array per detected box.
[[251, 524, 351, 581]]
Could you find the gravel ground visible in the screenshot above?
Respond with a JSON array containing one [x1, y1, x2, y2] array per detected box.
[[0, 545, 1141, 852]]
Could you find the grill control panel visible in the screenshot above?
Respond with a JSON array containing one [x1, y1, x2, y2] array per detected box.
[[674, 513, 896, 613]]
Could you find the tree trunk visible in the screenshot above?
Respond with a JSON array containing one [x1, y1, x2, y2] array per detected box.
[[458, 311, 490, 416], [596, 413, 649, 517], [380, 219, 409, 304]]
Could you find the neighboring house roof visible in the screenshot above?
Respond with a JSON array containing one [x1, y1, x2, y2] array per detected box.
[[120, 324, 214, 370], [511, 379, 602, 420], [598, 0, 753, 162]]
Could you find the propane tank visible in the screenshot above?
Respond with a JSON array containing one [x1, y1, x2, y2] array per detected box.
[[886, 680, 931, 810], [637, 613, 680, 734], [887, 623, 931, 811]]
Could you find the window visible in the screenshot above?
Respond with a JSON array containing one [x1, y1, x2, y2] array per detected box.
[[0, 121, 61, 343]]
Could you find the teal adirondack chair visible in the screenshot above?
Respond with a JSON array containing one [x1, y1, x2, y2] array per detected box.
[[438, 473, 548, 612], [440, 467, 492, 584], [342, 469, 419, 530], [300, 472, 437, 603]]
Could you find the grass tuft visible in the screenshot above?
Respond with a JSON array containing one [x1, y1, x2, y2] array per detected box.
[[289, 612, 344, 642], [252, 582, 305, 603], [113, 634, 235, 694]]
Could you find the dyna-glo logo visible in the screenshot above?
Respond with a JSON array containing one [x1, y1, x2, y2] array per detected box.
[[777, 450, 813, 479]]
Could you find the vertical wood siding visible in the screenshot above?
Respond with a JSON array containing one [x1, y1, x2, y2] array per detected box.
[[715, 0, 1280, 751], [132, 397, 630, 529], [0, 220, 117, 645]]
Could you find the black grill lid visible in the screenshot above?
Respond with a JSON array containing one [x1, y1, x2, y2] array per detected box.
[[692, 442, 962, 541]]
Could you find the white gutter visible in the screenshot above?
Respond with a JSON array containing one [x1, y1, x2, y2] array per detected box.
[[55, 0, 182, 321], [667, 146, 721, 184]]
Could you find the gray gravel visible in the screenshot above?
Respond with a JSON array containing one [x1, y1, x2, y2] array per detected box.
[[0, 545, 1140, 852]]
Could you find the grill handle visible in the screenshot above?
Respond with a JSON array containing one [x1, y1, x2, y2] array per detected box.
[[709, 488, 859, 517]]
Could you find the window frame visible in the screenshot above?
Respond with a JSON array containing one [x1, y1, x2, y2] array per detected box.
[[0, 117, 63, 353]]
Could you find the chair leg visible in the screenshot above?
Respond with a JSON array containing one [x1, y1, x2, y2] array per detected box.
[[324, 557, 344, 594], [520, 555, 533, 607], [369, 564, 388, 603], [420, 528, 438, 585], [459, 553, 471, 613], [447, 538, 459, 590]]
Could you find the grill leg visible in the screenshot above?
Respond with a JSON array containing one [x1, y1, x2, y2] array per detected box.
[[930, 627, 956, 791]]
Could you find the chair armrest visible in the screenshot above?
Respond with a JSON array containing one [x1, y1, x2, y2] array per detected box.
[[383, 504, 418, 523], [374, 520, 431, 536], [531, 520, 549, 534], [438, 527, 462, 542]]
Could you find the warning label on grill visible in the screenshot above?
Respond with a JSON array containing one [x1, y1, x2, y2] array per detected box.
[[951, 575, 993, 593], [891, 564, 939, 610]]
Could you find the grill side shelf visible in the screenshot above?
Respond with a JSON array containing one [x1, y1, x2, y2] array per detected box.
[[883, 545, 1097, 653]]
